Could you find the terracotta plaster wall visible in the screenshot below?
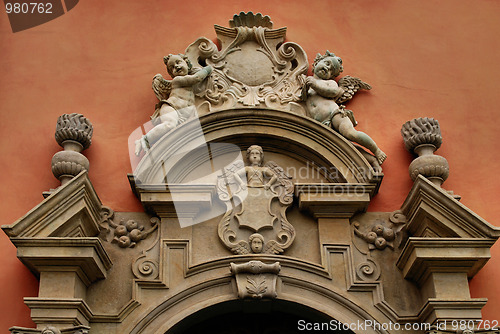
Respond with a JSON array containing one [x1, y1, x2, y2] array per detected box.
[[1, 0, 500, 329]]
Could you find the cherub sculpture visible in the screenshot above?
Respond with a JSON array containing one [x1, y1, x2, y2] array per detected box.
[[134, 54, 212, 155], [303, 51, 386, 165]]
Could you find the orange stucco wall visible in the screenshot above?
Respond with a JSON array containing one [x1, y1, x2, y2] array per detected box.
[[1, 0, 500, 329]]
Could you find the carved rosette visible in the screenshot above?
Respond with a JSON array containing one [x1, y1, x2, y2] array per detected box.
[[401, 117, 449, 186], [51, 114, 93, 186], [184, 12, 308, 114], [230, 261, 280, 299]]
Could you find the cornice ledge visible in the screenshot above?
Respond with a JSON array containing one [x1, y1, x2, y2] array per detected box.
[[10, 237, 112, 283], [24, 297, 93, 327], [2, 171, 102, 238], [128, 182, 217, 222], [295, 183, 375, 218], [401, 175, 500, 239], [397, 237, 494, 282], [417, 298, 487, 324]]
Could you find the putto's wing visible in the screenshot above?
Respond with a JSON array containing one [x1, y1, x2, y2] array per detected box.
[[336, 75, 372, 104], [152, 74, 172, 101], [231, 240, 251, 255], [264, 240, 284, 255]]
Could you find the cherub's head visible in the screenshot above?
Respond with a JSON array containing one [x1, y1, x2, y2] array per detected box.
[[246, 145, 264, 166], [249, 233, 264, 253], [164, 54, 192, 78], [312, 51, 343, 80]]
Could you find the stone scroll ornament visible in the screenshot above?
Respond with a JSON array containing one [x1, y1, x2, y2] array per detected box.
[[160, 12, 309, 115], [302, 51, 387, 166], [217, 145, 295, 255], [230, 261, 281, 299]]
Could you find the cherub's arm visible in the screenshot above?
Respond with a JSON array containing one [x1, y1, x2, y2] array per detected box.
[[306, 76, 344, 99], [174, 66, 212, 87]]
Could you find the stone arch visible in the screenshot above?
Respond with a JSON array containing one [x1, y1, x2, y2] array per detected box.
[[127, 260, 388, 334], [165, 299, 352, 334]]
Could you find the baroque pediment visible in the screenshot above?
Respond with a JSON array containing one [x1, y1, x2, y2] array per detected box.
[[2, 172, 102, 238]]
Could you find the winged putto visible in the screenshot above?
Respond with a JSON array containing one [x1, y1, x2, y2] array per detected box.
[[134, 54, 212, 155], [302, 51, 386, 165]]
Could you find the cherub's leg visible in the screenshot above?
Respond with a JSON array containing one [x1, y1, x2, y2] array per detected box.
[[134, 110, 179, 156], [332, 115, 387, 164], [134, 137, 148, 156]]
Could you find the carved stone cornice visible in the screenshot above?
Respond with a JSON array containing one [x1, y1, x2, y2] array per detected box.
[[2, 172, 102, 238], [401, 175, 500, 239], [24, 298, 93, 327], [418, 298, 487, 327], [129, 182, 217, 226], [295, 183, 378, 218], [396, 238, 495, 284], [10, 325, 90, 334], [10, 237, 112, 284], [131, 109, 382, 186]]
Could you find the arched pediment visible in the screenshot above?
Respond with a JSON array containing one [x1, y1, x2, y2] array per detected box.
[[132, 108, 382, 187]]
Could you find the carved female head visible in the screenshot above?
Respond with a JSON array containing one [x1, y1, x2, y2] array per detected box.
[[249, 233, 264, 253], [164, 54, 193, 78], [312, 51, 343, 80], [246, 145, 264, 166]]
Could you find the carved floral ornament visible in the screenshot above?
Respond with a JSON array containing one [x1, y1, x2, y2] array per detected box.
[[99, 206, 158, 248]]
